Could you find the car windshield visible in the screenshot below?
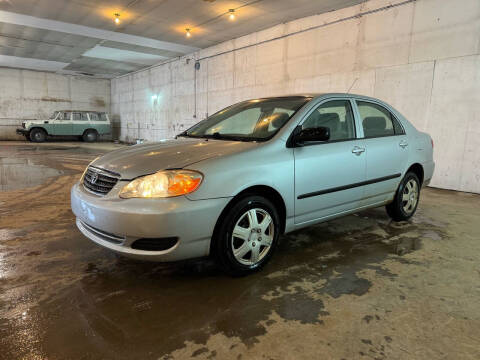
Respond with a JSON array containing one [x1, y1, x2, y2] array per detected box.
[[50, 111, 59, 119], [182, 97, 311, 141]]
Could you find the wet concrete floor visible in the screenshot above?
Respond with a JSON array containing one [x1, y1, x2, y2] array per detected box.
[[0, 142, 479, 359]]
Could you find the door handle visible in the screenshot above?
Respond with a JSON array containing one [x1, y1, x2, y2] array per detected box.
[[352, 146, 365, 155], [399, 140, 408, 148]]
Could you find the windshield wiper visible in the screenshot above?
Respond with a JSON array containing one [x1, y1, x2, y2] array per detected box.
[[208, 132, 224, 139], [177, 133, 199, 138], [179, 132, 258, 142], [202, 132, 251, 141]]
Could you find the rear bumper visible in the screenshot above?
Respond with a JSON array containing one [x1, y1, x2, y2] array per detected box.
[[422, 160, 435, 187], [71, 182, 231, 261]]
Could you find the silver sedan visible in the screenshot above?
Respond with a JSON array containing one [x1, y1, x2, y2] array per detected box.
[[71, 93, 434, 275]]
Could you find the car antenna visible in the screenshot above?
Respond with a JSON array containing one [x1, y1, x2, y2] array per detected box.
[[347, 77, 359, 94]]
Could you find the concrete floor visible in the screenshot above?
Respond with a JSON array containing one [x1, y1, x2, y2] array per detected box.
[[0, 141, 479, 360]]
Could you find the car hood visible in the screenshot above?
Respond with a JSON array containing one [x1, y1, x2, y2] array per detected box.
[[91, 138, 257, 179]]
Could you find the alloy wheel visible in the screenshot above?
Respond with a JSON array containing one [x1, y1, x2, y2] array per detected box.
[[231, 208, 274, 266], [402, 179, 418, 214]]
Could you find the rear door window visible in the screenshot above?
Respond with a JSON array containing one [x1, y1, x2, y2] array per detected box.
[[357, 101, 404, 137], [72, 112, 88, 121], [88, 113, 99, 121]]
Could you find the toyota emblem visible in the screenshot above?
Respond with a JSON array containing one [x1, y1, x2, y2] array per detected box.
[[91, 172, 99, 184]]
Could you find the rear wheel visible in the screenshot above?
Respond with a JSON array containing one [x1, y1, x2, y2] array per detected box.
[[82, 129, 98, 142], [213, 195, 280, 276], [29, 128, 47, 143], [386, 172, 420, 221]]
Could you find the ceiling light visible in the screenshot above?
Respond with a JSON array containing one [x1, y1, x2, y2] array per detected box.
[[114, 13, 120, 24], [185, 28, 191, 37], [228, 9, 236, 21]]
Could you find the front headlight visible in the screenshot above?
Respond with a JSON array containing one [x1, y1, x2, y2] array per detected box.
[[119, 170, 203, 199]]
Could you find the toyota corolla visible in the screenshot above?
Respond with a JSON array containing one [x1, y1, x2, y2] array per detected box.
[[71, 93, 434, 275]]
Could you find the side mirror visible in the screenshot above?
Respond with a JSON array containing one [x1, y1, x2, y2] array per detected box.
[[295, 126, 330, 145]]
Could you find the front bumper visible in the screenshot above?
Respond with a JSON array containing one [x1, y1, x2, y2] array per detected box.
[[71, 181, 231, 261], [16, 128, 28, 136]]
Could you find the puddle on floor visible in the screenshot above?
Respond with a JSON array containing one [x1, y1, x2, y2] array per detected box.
[[15, 146, 102, 155], [0, 157, 63, 191], [391, 237, 422, 256]]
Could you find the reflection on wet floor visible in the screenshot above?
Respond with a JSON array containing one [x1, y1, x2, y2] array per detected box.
[[0, 143, 479, 360], [0, 143, 104, 192], [0, 157, 63, 191], [1, 210, 433, 359]]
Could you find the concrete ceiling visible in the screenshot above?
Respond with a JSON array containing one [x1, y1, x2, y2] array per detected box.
[[0, 0, 364, 78]]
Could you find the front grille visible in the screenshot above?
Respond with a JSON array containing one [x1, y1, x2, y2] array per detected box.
[[83, 166, 119, 196], [131, 237, 178, 251]]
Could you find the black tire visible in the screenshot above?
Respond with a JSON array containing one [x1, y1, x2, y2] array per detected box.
[[29, 128, 47, 143], [82, 129, 98, 142], [386, 172, 421, 222], [213, 195, 280, 276]]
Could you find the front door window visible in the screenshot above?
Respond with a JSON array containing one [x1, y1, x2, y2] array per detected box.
[[302, 100, 356, 141]]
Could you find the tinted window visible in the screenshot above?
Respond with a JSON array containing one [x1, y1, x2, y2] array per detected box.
[[186, 97, 310, 141], [357, 101, 404, 137], [99, 113, 108, 121], [302, 100, 356, 141], [72, 112, 88, 121]]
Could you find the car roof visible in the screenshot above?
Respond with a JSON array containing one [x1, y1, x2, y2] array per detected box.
[[246, 93, 386, 102], [248, 93, 397, 115], [56, 110, 107, 112]]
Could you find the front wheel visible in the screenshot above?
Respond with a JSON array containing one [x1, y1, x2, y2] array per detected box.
[[386, 172, 420, 221], [82, 129, 98, 142], [29, 128, 47, 143], [213, 195, 280, 276]]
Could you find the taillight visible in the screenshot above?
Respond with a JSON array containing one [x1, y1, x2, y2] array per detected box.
[[431, 138, 434, 148]]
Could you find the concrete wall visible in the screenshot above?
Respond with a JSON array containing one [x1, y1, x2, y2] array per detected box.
[[111, 0, 480, 193], [0, 68, 110, 140]]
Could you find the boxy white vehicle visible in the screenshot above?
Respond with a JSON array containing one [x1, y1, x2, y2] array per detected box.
[[17, 110, 111, 142]]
